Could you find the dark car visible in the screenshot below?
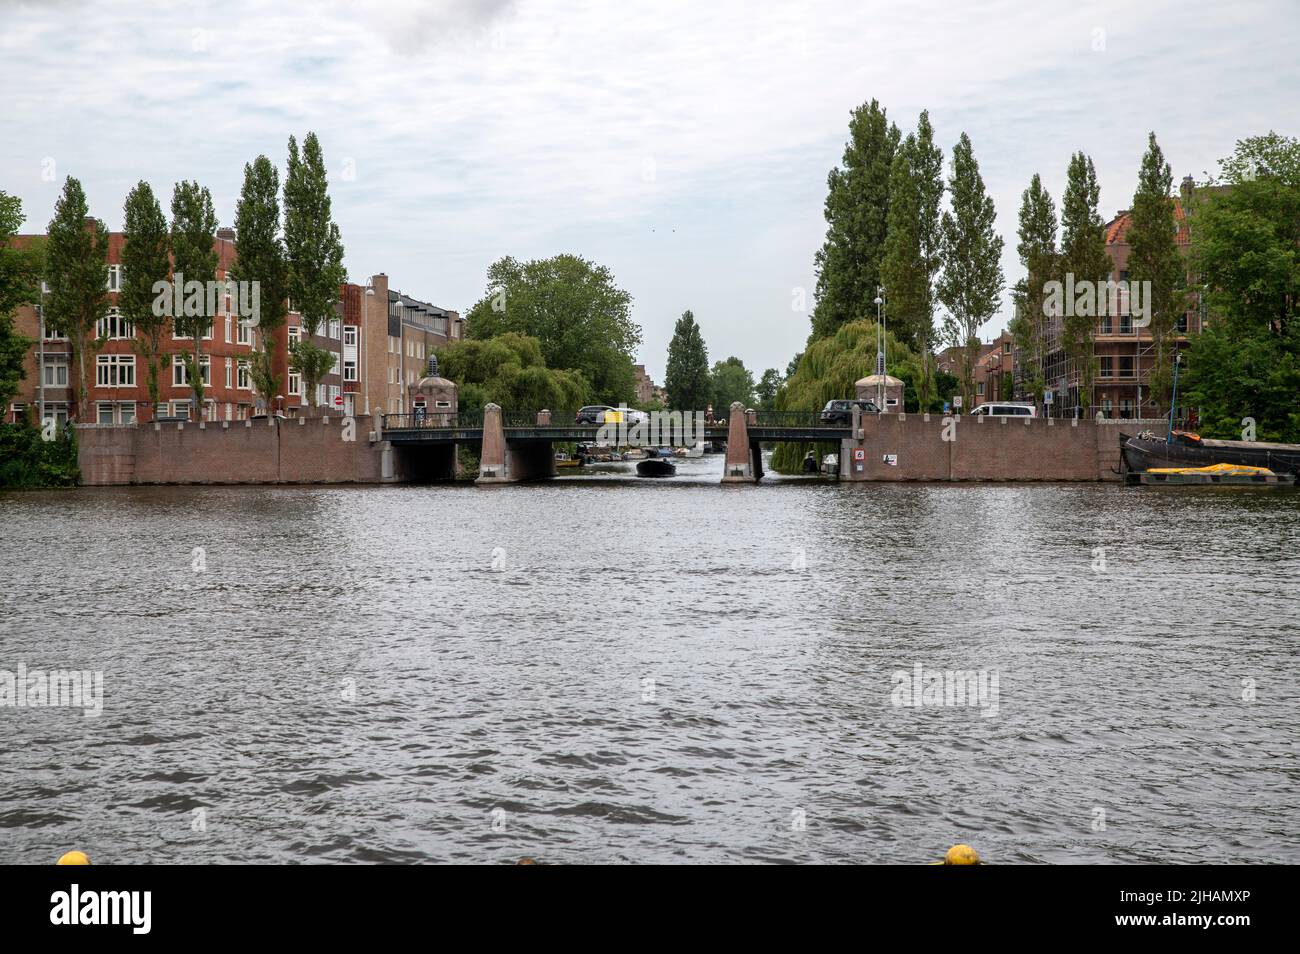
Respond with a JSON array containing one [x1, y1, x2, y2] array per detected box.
[[820, 399, 880, 425], [575, 405, 617, 424]]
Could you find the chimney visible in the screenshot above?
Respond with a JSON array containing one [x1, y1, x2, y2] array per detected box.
[[216, 227, 236, 241], [1180, 175, 1195, 201]]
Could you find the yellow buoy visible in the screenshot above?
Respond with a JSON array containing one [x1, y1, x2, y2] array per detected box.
[[944, 844, 980, 865], [56, 850, 91, 866]]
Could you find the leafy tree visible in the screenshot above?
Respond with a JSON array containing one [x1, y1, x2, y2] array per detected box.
[[1008, 173, 1058, 407], [1127, 133, 1187, 410], [936, 133, 1004, 410], [284, 132, 346, 409], [663, 309, 710, 410], [785, 352, 803, 379], [465, 254, 638, 405], [1059, 152, 1109, 415], [770, 318, 917, 472], [170, 180, 218, 416], [120, 181, 171, 420], [44, 177, 109, 421], [435, 332, 588, 414], [810, 99, 900, 340], [0, 191, 42, 412], [1184, 132, 1300, 442], [232, 155, 290, 411], [709, 356, 756, 414], [756, 367, 783, 411]]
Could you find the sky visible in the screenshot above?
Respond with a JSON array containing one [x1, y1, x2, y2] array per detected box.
[[2, 0, 1297, 383]]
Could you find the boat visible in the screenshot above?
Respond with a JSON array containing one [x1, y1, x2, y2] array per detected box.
[[1127, 463, 1292, 486], [1120, 430, 1300, 476], [636, 458, 676, 477]]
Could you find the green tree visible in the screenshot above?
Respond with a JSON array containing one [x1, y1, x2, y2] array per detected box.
[[1184, 132, 1300, 442], [0, 192, 41, 413], [232, 155, 290, 411], [810, 99, 900, 340], [170, 180, 218, 416], [1126, 133, 1187, 410], [936, 133, 1004, 410], [284, 132, 346, 409], [464, 254, 638, 405], [709, 356, 756, 414], [44, 177, 109, 421], [756, 367, 783, 411], [1008, 173, 1058, 407], [663, 309, 710, 410], [1059, 152, 1109, 415], [120, 181, 172, 420], [435, 332, 589, 414]]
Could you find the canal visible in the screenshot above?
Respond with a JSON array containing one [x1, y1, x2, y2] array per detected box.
[[2, 459, 1298, 863]]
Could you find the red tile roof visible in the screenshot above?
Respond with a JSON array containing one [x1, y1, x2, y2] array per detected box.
[[1105, 198, 1190, 246]]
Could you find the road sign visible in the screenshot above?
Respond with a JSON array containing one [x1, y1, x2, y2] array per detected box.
[[1044, 390, 1054, 404], [853, 449, 865, 461], [334, 395, 344, 407], [953, 395, 963, 410]]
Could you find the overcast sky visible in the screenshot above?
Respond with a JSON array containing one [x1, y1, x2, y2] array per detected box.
[[2, 0, 1296, 382]]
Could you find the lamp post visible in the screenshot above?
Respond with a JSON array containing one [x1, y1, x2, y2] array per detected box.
[[874, 288, 885, 409]]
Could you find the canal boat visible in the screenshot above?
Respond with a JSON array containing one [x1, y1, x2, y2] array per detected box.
[[1120, 430, 1300, 476], [636, 458, 676, 477]]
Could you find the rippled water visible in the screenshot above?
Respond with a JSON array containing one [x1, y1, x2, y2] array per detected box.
[[2, 456, 1298, 864]]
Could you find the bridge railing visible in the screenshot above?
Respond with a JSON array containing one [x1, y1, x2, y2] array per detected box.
[[752, 409, 828, 428], [383, 410, 484, 430]]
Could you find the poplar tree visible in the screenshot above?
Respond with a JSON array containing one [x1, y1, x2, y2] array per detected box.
[[44, 177, 109, 422], [170, 180, 218, 417], [1126, 132, 1186, 409], [1058, 152, 1109, 415], [284, 132, 346, 409], [664, 309, 710, 411], [913, 111, 945, 408], [0, 192, 41, 414], [232, 155, 289, 409], [937, 133, 1004, 409], [120, 182, 172, 420], [1008, 173, 1058, 406], [810, 99, 899, 341]]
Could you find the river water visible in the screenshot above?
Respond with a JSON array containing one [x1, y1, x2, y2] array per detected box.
[[2, 455, 1298, 864]]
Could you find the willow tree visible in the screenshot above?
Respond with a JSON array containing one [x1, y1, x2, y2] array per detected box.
[[170, 180, 218, 417], [1126, 133, 1186, 410], [44, 177, 109, 421], [120, 181, 172, 419], [936, 133, 1004, 409], [1059, 152, 1108, 416], [284, 132, 346, 409]]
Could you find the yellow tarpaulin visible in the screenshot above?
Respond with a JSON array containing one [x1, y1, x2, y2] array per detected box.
[[1146, 463, 1276, 477]]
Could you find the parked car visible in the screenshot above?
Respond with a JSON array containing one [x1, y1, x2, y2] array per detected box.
[[819, 399, 881, 426], [576, 405, 618, 424], [969, 402, 1036, 418]]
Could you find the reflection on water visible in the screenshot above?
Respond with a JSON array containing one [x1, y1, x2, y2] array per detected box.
[[1, 457, 1298, 863]]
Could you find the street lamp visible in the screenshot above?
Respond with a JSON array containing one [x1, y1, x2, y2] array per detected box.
[[874, 288, 885, 409]]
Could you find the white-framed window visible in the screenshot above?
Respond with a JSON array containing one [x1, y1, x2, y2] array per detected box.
[[105, 264, 122, 292], [236, 318, 252, 345], [9, 403, 26, 423], [96, 308, 134, 340], [96, 402, 115, 425], [225, 316, 233, 343], [328, 318, 340, 339], [343, 326, 357, 347], [119, 402, 136, 425], [172, 354, 210, 386], [417, 341, 424, 360], [288, 371, 301, 397], [331, 352, 341, 374], [343, 359, 357, 382], [41, 402, 69, 427], [288, 326, 300, 345], [236, 359, 251, 390], [316, 384, 326, 406], [96, 354, 136, 387], [328, 384, 340, 407], [224, 357, 233, 389], [387, 367, 394, 385], [42, 324, 66, 341], [42, 356, 68, 387]]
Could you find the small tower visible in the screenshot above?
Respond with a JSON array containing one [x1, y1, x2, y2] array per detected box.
[[408, 353, 457, 424]]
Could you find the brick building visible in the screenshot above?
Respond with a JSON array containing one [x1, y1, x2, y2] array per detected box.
[[6, 229, 460, 426]]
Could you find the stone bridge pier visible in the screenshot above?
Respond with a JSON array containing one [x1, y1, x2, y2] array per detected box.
[[476, 403, 557, 484], [721, 402, 763, 483]]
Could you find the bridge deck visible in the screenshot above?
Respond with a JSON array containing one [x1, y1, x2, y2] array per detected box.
[[383, 424, 850, 444]]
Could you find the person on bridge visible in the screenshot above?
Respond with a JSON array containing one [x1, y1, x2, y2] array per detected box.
[[705, 404, 715, 424]]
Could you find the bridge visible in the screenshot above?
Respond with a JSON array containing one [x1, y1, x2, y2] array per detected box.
[[378, 402, 852, 483]]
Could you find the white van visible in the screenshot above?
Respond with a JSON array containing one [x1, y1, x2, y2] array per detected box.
[[969, 402, 1036, 418]]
